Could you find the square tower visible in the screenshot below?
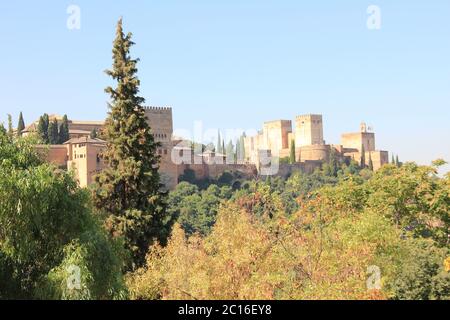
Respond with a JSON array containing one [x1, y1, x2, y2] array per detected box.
[[295, 114, 324, 147], [144, 106, 173, 143], [262, 120, 292, 153]]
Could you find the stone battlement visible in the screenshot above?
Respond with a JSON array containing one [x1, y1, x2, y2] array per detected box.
[[144, 106, 172, 113]]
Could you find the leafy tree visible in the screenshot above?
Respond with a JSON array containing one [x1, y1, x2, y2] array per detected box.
[[127, 194, 401, 300], [366, 163, 449, 246], [93, 18, 173, 271], [58, 114, 70, 143], [168, 183, 232, 236], [0, 130, 125, 299], [17, 112, 25, 137], [386, 240, 449, 300], [48, 118, 59, 144]]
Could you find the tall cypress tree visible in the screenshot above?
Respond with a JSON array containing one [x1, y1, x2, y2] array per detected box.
[[289, 139, 296, 164], [48, 118, 59, 144], [360, 144, 366, 169], [37, 114, 49, 143], [368, 152, 374, 171], [226, 140, 233, 161], [7, 114, 13, 138], [93, 18, 172, 270], [217, 130, 222, 154], [235, 139, 240, 163], [238, 134, 246, 163], [90, 128, 98, 139], [17, 112, 25, 137], [59, 114, 70, 143]]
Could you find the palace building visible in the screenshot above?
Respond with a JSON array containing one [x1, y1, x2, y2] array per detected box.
[[29, 108, 389, 190]]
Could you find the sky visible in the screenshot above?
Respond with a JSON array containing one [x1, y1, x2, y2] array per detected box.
[[0, 1, 449, 171]]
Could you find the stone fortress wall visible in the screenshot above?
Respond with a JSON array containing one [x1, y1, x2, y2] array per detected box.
[[33, 107, 390, 189], [245, 114, 389, 172]]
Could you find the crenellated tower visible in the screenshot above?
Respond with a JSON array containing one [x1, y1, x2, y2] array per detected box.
[[144, 106, 173, 143], [295, 114, 324, 148]]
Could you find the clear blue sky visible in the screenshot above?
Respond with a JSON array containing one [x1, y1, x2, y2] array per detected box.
[[0, 1, 449, 170]]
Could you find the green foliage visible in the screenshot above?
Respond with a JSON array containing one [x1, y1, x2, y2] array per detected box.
[[0, 131, 125, 299], [366, 163, 449, 246], [147, 159, 449, 300], [168, 182, 232, 236], [0, 132, 42, 169], [93, 19, 173, 271], [386, 240, 449, 300]]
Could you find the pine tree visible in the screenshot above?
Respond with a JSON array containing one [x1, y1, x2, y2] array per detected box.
[[289, 139, 296, 164], [368, 152, 374, 171], [7, 114, 13, 138], [93, 18, 172, 270], [17, 112, 25, 137], [392, 154, 396, 165], [37, 114, 49, 143], [48, 118, 59, 144], [395, 155, 400, 167], [58, 114, 70, 143]]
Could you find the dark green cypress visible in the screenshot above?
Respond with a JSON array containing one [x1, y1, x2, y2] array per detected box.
[[289, 139, 296, 164], [360, 144, 366, 169], [37, 114, 49, 144], [93, 18, 172, 270], [58, 114, 70, 143], [17, 112, 25, 137], [48, 118, 59, 144], [368, 152, 374, 171]]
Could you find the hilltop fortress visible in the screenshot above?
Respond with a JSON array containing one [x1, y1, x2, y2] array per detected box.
[[26, 107, 389, 189], [244, 114, 388, 172]]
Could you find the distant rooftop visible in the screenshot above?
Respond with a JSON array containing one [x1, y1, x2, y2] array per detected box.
[[64, 137, 106, 145]]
